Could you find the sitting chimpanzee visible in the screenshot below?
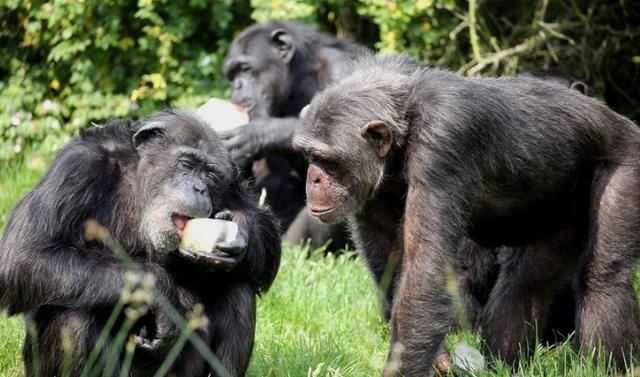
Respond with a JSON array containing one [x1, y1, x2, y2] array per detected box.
[[293, 54, 640, 376], [0, 110, 281, 377], [222, 21, 366, 252]]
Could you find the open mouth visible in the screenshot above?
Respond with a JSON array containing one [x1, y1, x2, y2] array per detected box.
[[235, 105, 249, 113], [171, 214, 192, 238]]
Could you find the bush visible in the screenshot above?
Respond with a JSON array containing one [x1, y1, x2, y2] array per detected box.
[[0, 0, 252, 160], [1, 0, 638, 161]]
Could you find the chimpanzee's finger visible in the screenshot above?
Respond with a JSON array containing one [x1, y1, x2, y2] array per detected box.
[[214, 210, 234, 221], [216, 237, 247, 256]]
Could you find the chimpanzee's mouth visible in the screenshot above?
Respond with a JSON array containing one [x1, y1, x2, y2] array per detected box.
[[235, 104, 250, 113], [309, 206, 335, 217], [230, 99, 254, 114], [171, 214, 192, 238]]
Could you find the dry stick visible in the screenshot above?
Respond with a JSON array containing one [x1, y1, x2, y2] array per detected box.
[[538, 21, 575, 44], [467, 31, 549, 76], [461, 0, 556, 76], [532, 0, 549, 27], [468, 0, 482, 62]]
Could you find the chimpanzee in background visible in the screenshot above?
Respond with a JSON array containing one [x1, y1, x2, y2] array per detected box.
[[0, 110, 281, 376], [222, 21, 366, 252], [293, 54, 640, 376]]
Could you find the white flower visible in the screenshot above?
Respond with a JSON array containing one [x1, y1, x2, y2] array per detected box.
[[10, 115, 21, 126], [42, 100, 59, 113]]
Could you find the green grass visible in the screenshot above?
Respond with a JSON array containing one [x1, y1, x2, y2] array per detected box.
[[0, 150, 52, 377], [1, 150, 640, 376]]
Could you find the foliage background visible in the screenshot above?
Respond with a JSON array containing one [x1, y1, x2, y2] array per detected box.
[[0, 1, 640, 375], [1, 0, 639, 161]]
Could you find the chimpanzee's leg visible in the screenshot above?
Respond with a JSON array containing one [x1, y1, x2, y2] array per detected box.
[[23, 308, 113, 377], [207, 282, 257, 377], [385, 186, 460, 377], [481, 227, 579, 365], [575, 163, 640, 366], [455, 240, 499, 330]]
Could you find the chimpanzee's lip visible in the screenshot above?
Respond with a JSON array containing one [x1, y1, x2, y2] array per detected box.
[[235, 105, 249, 113], [231, 100, 254, 114], [309, 206, 335, 217], [171, 214, 192, 238]]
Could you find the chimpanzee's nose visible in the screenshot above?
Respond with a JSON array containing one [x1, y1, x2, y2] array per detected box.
[[193, 182, 207, 195], [308, 165, 324, 186]]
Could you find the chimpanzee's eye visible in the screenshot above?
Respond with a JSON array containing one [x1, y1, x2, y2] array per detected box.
[[239, 63, 251, 73], [323, 160, 339, 173], [204, 163, 223, 182], [178, 157, 195, 170], [309, 154, 340, 175]]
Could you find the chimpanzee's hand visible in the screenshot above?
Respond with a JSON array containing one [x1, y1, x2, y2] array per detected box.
[[133, 305, 179, 353], [177, 210, 248, 271], [124, 268, 179, 353], [219, 117, 296, 169]]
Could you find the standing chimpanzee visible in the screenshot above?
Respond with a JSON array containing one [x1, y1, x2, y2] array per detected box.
[[293, 54, 640, 376], [0, 110, 281, 377], [458, 70, 596, 337], [222, 21, 366, 252]]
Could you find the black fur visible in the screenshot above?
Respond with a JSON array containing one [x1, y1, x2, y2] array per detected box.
[[293, 54, 640, 376], [222, 21, 364, 251], [458, 70, 595, 338], [0, 110, 281, 376]]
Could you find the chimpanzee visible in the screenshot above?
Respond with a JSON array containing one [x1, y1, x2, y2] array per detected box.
[[222, 21, 366, 252], [459, 70, 596, 336], [293, 54, 640, 376], [0, 110, 281, 377]]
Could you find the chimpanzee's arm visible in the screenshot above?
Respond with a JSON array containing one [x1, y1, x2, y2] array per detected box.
[[219, 180, 282, 292], [350, 213, 402, 321], [387, 184, 461, 377], [0, 141, 166, 314], [220, 117, 298, 170], [0, 241, 129, 314]]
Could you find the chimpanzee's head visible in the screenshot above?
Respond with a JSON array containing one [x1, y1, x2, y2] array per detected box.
[[518, 70, 594, 97], [131, 110, 235, 253], [223, 22, 316, 118], [292, 56, 417, 223]]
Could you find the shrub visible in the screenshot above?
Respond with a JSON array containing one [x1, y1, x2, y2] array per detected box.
[[1, 0, 638, 161]]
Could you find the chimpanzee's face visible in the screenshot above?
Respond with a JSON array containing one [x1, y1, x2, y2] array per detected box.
[[132, 112, 235, 253], [293, 101, 394, 224], [294, 138, 356, 224], [223, 28, 295, 118]]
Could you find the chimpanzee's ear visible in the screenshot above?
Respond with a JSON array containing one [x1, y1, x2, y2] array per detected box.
[[133, 121, 166, 149], [299, 104, 310, 119], [270, 29, 295, 64], [569, 81, 589, 96], [360, 120, 393, 159]]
